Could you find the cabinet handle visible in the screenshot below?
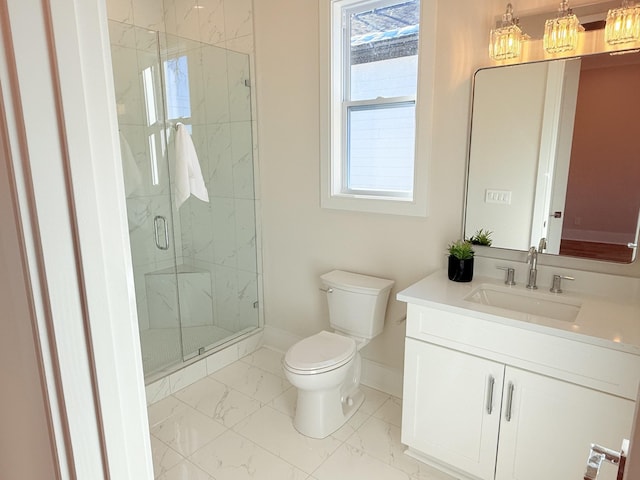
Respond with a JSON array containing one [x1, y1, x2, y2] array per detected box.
[[486, 376, 495, 414], [505, 382, 515, 422]]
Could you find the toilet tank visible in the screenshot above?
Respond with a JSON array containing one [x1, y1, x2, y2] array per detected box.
[[320, 270, 394, 339]]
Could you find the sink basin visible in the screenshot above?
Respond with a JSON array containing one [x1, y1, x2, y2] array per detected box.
[[464, 284, 582, 322]]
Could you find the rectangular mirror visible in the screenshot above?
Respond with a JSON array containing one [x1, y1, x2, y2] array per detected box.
[[465, 51, 640, 263]]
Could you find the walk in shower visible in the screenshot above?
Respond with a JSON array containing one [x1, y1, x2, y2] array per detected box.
[[109, 21, 260, 380]]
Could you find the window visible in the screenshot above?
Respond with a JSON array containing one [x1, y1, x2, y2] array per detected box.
[[321, 0, 434, 216], [164, 55, 192, 121]]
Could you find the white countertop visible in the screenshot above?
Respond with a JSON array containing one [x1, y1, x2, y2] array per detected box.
[[397, 270, 640, 355]]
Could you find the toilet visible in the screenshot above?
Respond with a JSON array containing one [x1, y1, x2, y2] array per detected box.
[[283, 270, 394, 439]]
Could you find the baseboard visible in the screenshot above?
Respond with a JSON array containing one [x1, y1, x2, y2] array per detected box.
[[361, 357, 404, 398], [262, 324, 302, 353]]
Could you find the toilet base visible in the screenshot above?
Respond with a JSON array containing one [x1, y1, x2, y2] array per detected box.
[[293, 385, 364, 439]]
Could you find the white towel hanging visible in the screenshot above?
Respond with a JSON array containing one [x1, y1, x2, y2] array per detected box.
[[173, 123, 209, 209]]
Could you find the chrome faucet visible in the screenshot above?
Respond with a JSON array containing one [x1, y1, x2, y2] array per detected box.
[[526, 246, 538, 289], [550, 274, 574, 294]]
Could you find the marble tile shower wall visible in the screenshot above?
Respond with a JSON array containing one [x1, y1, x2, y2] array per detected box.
[[106, 0, 255, 62], [107, 0, 261, 337]]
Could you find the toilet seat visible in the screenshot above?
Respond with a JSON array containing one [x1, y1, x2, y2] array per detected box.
[[284, 330, 356, 375]]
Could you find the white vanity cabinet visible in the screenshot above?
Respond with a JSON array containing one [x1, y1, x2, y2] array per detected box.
[[494, 367, 633, 480], [401, 302, 639, 480], [402, 338, 504, 480]]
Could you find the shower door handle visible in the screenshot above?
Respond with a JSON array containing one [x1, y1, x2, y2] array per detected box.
[[153, 215, 170, 250]]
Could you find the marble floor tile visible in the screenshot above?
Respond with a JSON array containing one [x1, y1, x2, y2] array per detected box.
[[146, 355, 450, 480], [372, 396, 403, 427], [150, 435, 183, 477], [240, 346, 286, 377], [191, 429, 308, 480], [331, 410, 370, 442], [148, 394, 190, 428], [174, 376, 261, 427], [312, 443, 412, 480], [269, 386, 297, 417], [346, 416, 458, 480], [210, 360, 291, 403], [359, 385, 391, 415], [150, 404, 227, 457], [233, 405, 342, 474], [156, 459, 215, 480], [346, 416, 407, 470]]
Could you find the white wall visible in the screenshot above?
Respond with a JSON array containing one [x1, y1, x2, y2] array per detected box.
[[253, 0, 504, 370], [254, 0, 640, 373]]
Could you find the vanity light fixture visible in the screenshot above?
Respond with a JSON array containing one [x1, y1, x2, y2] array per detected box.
[[543, 0, 584, 53], [605, 0, 640, 45], [489, 3, 525, 61]]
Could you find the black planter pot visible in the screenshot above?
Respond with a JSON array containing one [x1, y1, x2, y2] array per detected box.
[[448, 256, 474, 282]]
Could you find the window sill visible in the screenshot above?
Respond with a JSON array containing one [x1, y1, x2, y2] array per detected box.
[[321, 191, 427, 217]]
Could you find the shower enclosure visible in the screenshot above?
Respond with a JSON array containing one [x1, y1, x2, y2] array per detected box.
[[109, 21, 260, 380]]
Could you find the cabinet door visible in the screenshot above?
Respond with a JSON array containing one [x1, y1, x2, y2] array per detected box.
[[495, 367, 635, 480], [402, 338, 505, 480]]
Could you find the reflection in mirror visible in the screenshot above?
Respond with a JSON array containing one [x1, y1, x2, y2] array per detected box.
[[465, 51, 640, 263]]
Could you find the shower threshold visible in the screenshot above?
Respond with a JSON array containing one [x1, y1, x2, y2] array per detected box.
[[141, 325, 262, 385]]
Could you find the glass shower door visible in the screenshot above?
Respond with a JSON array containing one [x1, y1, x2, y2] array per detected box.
[[160, 33, 260, 361], [109, 21, 184, 378], [110, 20, 261, 379]]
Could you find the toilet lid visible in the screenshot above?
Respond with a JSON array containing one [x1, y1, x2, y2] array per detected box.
[[285, 331, 356, 372]]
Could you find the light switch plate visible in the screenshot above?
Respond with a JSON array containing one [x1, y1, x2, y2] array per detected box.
[[485, 189, 512, 205]]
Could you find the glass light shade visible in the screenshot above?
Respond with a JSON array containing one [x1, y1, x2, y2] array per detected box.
[[490, 24, 524, 60], [489, 3, 524, 61], [544, 13, 583, 53], [605, 2, 640, 45]]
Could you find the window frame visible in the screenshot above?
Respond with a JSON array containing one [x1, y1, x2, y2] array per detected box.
[[320, 0, 436, 216], [343, 97, 417, 197]]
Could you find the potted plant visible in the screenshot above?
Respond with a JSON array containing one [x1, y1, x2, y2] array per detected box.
[[447, 240, 475, 282], [469, 228, 493, 246]]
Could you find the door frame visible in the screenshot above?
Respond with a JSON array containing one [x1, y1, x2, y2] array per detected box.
[[0, 0, 152, 477]]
